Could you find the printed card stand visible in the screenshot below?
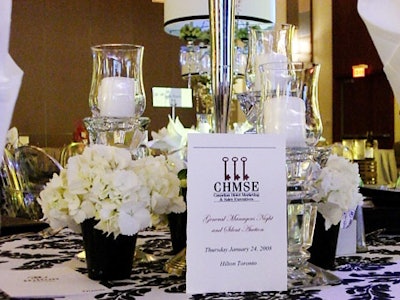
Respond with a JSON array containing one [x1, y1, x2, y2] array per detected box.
[[152, 87, 192, 120], [186, 134, 288, 294]]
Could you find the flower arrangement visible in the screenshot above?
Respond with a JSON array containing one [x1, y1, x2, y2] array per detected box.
[[38, 144, 186, 238], [313, 154, 364, 230]]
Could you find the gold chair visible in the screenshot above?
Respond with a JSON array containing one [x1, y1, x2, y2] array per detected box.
[[60, 142, 86, 167], [1, 148, 23, 191], [14, 145, 62, 192], [1, 149, 25, 218], [0, 145, 62, 220]]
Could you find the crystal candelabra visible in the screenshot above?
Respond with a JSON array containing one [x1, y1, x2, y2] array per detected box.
[[180, 40, 248, 133], [286, 147, 318, 288], [257, 59, 339, 287], [286, 147, 342, 288]]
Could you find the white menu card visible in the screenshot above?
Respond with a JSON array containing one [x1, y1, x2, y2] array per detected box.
[[0, 267, 111, 298], [186, 133, 287, 294]]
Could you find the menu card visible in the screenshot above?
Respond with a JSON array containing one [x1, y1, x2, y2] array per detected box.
[[186, 133, 287, 294], [0, 267, 111, 298]]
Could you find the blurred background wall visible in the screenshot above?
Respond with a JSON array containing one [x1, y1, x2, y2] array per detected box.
[[9, 0, 191, 146]]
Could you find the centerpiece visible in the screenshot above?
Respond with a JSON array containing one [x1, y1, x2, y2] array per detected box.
[[149, 115, 193, 255], [309, 152, 364, 270], [38, 144, 186, 280], [314, 154, 363, 230]]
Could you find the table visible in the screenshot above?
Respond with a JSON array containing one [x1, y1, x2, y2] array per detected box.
[[0, 227, 399, 299], [0, 216, 49, 236]]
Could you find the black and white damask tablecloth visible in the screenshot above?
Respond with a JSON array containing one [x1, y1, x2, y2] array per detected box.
[[0, 228, 399, 300]]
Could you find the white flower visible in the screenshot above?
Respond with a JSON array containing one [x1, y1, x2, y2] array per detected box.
[[132, 155, 186, 219], [118, 201, 151, 236], [38, 144, 184, 238], [313, 154, 364, 230], [149, 115, 197, 161]]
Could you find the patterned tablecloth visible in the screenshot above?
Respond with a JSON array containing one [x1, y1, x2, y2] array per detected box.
[[0, 228, 399, 300]]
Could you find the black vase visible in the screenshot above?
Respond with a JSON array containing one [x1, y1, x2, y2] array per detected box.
[[168, 211, 187, 254], [81, 219, 137, 280], [308, 212, 340, 270], [168, 187, 187, 254]]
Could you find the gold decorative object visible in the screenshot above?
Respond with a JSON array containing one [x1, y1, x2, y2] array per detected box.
[[164, 248, 186, 276]]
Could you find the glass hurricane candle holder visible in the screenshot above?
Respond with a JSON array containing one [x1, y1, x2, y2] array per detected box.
[[259, 61, 323, 148], [259, 62, 306, 148], [245, 24, 295, 93], [89, 44, 146, 119], [303, 63, 323, 147]]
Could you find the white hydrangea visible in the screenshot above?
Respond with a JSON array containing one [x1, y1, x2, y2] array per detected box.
[[132, 155, 186, 219], [38, 145, 185, 238], [313, 154, 364, 230]]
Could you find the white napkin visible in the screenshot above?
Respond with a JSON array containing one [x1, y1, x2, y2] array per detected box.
[[0, 0, 24, 161], [358, 0, 400, 104]]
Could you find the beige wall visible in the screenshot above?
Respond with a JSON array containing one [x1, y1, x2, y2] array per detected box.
[[9, 0, 190, 147], [313, 0, 333, 144], [277, 0, 333, 144]]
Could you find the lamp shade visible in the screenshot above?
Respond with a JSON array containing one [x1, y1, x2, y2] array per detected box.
[[164, 0, 275, 36]]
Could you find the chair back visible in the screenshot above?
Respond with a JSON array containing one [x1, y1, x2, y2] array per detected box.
[[60, 142, 86, 167], [1, 148, 23, 191], [14, 145, 62, 193], [0, 145, 62, 220]]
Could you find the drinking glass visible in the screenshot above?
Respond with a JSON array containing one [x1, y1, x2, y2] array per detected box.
[[198, 43, 210, 76], [180, 42, 200, 88]]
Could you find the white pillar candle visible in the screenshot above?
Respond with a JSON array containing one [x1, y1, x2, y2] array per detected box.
[[255, 52, 287, 91], [196, 113, 212, 133], [97, 77, 135, 117], [285, 96, 307, 148], [263, 96, 306, 148], [197, 122, 211, 133]]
